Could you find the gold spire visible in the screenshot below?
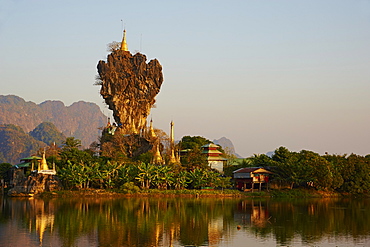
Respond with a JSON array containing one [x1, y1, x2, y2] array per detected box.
[[120, 29, 128, 51], [152, 140, 163, 164], [39, 152, 49, 171], [170, 121, 177, 163], [170, 121, 174, 144], [149, 118, 156, 138], [38, 150, 56, 174]]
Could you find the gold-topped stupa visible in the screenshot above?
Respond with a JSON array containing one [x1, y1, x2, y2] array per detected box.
[[120, 29, 128, 51], [37, 151, 56, 175], [39, 152, 49, 171]]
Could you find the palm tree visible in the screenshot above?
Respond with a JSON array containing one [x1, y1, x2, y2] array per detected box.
[[187, 168, 208, 189], [136, 163, 155, 189], [173, 171, 188, 189]]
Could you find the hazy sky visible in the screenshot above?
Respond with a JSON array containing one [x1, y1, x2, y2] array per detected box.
[[1, 0, 370, 157]]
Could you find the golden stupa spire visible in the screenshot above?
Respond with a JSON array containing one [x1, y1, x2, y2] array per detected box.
[[39, 151, 49, 171], [149, 118, 156, 138], [120, 29, 128, 51], [152, 140, 163, 164], [169, 120, 177, 163]]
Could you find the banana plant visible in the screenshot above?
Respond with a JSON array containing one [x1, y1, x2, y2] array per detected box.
[[136, 163, 155, 189], [173, 171, 188, 190]]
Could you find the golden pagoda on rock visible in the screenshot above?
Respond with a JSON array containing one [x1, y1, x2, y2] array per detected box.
[[120, 29, 128, 51]]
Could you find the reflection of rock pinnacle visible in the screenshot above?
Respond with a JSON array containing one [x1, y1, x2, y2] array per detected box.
[[97, 49, 163, 134]]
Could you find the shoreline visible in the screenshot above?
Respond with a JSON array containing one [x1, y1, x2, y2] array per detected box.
[[7, 188, 363, 199]]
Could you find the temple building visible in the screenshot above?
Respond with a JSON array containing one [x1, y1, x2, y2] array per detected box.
[[13, 156, 42, 175], [12, 152, 56, 176], [201, 144, 227, 173]]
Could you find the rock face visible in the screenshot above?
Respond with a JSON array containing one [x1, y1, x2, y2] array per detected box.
[[213, 137, 242, 158], [97, 50, 163, 134], [8, 170, 63, 196]]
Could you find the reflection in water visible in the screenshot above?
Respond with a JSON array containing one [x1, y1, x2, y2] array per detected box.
[[234, 200, 271, 228], [33, 199, 55, 244], [1, 196, 370, 246]]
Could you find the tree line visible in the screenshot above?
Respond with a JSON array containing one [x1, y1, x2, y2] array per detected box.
[[2, 133, 370, 194], [225, 146, 370, 194], [48, 136, 231, 191]]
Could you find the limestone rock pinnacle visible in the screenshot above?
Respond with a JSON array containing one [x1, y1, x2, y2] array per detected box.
[[97, 50, 163, 134]]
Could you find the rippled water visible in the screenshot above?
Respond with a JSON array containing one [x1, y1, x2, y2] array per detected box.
[[1, 196, 370, 246]]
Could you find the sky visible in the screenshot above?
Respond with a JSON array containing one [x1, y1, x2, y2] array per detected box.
[[1, 0, 370, 157]]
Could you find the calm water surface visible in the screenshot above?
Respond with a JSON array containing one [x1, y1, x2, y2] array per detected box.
[[0, 196, 370, 246]]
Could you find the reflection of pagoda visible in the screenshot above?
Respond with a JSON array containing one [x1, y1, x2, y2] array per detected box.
[[32, 199, 55, 245]]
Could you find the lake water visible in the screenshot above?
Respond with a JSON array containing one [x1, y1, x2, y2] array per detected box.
[[0, 195, 370, 246]]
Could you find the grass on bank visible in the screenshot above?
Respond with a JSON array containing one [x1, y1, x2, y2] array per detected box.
[[37, 186, 348, 198]]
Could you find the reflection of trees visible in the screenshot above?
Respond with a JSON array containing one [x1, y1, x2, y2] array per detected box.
[[234, 199, 273, 240], [2, 197, 370, 246], [235, 198, 370, 246], [52, 197, 237, 246]]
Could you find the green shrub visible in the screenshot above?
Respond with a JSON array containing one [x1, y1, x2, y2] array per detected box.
[[120, 182, 140, 194]]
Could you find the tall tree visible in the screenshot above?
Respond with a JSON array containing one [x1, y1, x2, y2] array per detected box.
[[59, 137, 94, 167], [341, 154, 370, 193], [178, 136, 212, 170]]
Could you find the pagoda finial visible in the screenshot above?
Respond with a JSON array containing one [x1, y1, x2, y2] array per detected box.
[[120, 29, 128, 51], [152, 140, 163, 164], [40, 151, 49, 171], [149, 118, 156, 138], [169, 120, 177, 163]]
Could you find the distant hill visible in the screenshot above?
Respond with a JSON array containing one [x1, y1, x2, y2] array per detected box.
[[266, 151, 274, 157], [213, 137, 242, 158], [0, 95, 107, 147], [29, 122, 66, 146], [0, 122, 68, 164], [0, 124, 47, 164]]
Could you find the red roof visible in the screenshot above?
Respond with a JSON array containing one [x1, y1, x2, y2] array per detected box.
[[233, 167, 272, 174]]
